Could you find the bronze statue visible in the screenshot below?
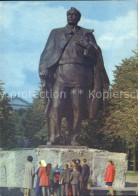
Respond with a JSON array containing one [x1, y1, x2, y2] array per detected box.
[[39, 7, 109, 145]]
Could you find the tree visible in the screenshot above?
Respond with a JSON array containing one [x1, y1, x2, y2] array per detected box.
[[0, 81, 4, 118], [0, 82, 16, 148], [0, 82, 27, 148], [103, 51, 138, 171], [11, 109, 27, 147], [23, 89, 48, 147], [79, 112, 109, 149]]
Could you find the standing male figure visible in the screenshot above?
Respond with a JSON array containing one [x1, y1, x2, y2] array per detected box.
[[39, 7, 109, 145], [81, 159, 90, 195], [59, 164, 71, 196], [76, 159, 82, 174], [70, 166, 81, 196]]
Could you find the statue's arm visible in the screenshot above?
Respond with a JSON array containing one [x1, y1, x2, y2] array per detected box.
[[39, 30, 55, 89], [83, 33, 98, 65], [39, 30, 55, 78], [74, 31, 98, 65]]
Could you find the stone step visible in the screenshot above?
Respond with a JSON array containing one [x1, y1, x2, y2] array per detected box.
[[1, 187, 138, 196], [88, 187, 138, 196]]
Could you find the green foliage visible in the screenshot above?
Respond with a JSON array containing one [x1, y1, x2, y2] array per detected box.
[[23, 90, 48, 147], [0, 81, 4, 118], [79, 112, 108, 149], [104, 51, 138, 149], [11, 109, 26, 147], [0, 82, 15, 148]]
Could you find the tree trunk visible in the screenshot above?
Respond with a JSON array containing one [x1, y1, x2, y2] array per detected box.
[[133, 147, 136, 172]]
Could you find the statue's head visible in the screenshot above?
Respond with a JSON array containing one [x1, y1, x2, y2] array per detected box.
[[67, 7, 81, 25]]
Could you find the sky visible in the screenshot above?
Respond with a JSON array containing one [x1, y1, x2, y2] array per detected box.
[[0, 1, 137, 102]]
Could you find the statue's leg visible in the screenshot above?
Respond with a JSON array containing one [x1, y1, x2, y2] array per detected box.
[[48, 82, 66, 144], [70, 86, 85, 145]]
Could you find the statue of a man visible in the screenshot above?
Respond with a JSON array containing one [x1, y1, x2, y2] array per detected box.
[[39, 7, 109, 145]]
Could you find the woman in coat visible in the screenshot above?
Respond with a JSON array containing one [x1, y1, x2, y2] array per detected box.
[[39, 160, 51, 196], [23, 156, 35, 196], [105, 160, 116, 196]]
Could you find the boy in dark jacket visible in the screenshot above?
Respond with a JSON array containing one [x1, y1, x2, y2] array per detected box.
[[81, 159, 90, 195], [76, 159, 82, 174]]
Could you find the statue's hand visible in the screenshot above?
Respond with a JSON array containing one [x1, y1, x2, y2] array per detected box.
[[74, 35, 89, 48], [39, 69, 49, 79]]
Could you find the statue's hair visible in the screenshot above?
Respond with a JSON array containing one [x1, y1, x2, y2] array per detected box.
[[67, 7, 81, 19]]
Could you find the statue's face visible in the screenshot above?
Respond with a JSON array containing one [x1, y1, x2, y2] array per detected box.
[[67, 10, 80, 25]]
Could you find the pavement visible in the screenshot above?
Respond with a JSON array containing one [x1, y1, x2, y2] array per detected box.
[[126, 175, 138, 187], [88, 175, 138, 196], [0, 174, 138, 196]]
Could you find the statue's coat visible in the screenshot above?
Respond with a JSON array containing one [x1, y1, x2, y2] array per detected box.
[[39, 25, 109, 119]]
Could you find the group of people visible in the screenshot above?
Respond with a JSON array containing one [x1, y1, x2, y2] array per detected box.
[[23, 156, 115, 196]]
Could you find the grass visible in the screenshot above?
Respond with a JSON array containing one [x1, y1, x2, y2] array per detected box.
[[126, 171, 138, 176], [0, 147, 34, 151]]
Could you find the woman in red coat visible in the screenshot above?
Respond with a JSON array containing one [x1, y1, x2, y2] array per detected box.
[[105, 160, 115, 196], [39, 160, 51, 196]]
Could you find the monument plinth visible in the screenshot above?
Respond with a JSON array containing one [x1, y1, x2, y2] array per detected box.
[[0, 147, 127, 188], [36, 147, 127, 188]]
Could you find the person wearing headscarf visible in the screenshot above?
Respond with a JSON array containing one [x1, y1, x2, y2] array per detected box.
[[39, 160, 51, 196]]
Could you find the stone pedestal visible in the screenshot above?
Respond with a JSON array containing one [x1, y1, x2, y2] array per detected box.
[[0, 147, 127, 188], [36, 147, 128, 187]]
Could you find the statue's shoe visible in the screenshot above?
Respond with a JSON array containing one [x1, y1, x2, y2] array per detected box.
[[47, 133, 61, 145]]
